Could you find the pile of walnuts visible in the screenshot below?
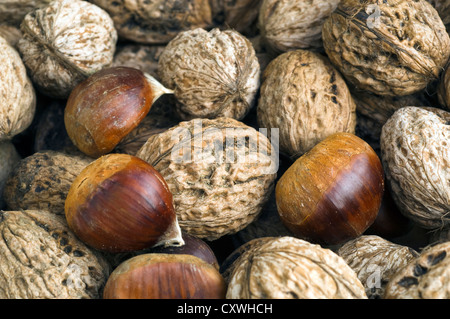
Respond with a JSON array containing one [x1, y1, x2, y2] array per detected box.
[[1, 0, 450, 300]]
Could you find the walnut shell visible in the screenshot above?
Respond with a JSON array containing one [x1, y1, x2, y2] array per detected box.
[[226, 236, 367, 299], [427, 0, 450, 30], [90, 0, 213, 44], [338, 235, 419, 299], [3, 150, 93, 215], [259, 0, 340, 54], [380, 106, 450, 229], [0, 24, 22, 47], [220, 0, 262, 35], [384, 241, 450, 298], [437, 62, 450, 110], [257, 49, 356, 160], [0, 0, 53, 26], [0, 141, 21, 209], [158, 28, 260, 121], [0, 209, 110, 299], [136, 117, 277, 241], [322, 0, 450, 96], [17, 0, 118, 99], [0, 35, 36, 141]]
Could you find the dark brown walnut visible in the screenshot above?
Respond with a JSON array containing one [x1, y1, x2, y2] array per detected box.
[[103, 253, 226, 299], [17, 0, 117, 99], [0, 141, 20, 209], [0, 35, 36, 141], [276, 132, 384, 245], [215, 0, 263, 36], [90, 0, 214, 44], [0, 24, 22, 48], [437, 62, 450, 110], [259, 0, 340, 54], [158, 28, 260, 121], [3, 151, 93, 215], [322, 0, 450, 96], [136, 117, 277, 241], [384, 241, 450, 298], [427, 0, 450, 30], [0, 0, 52, 26], [0, 209, 110, 299], [380, 106, 450, 229], [337, 235, 419, 299], [226, 236, 367, 299], [258, 49, 356, 160]]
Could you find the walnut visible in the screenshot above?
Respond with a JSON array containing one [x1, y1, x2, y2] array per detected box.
[[427, 0, 450, 30], [257, 49, 356, 160], [380, 106, 450, 229], [322, 0, 450, 96], [0, 0, 53, 26], [111, 44, 166, 79], [3, 150, 93, 215], [17, 0, 118, 99], [90, 0, 214, 44], [226, 236, 367, 299], [136, 117, 277, 241], [259, 0, 340, 54], [158, 28, 260, 121], [437, 62, 450, 110], [384, 241, 450, 298], [0, 24, 22, 47], [217, 0, 263, 36], [337, 235, 419, 299], [0, 141, 21, 209], [0, 35, 36, 141], [0, 209, 110, 298]]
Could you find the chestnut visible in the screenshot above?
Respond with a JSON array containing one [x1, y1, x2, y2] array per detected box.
[[64, 153, 184, 253], [103, 253, 227, 299], [275, 132, 384, 245], [64, 66, 173, 158]]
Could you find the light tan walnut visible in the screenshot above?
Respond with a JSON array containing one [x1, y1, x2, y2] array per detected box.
[[380, 106, 450, 229], [17, 0, 117, 99], [322, 0, 450, 96], [158, 28, 260, 121]]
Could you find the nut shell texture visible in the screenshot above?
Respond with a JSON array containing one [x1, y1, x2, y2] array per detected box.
[[338, 235, 418, 299], [91, 0, 213, 44], [384, 241, 450, 299], [322, 0, 450, 96], [0, 0, 53, 26], [0, 36, 36, 141], [17, 0, 117, 99], [226, 236, 367, 299], [158, 28, 260, 120], [257, 49, 356, 160], [0, 209, 110, 299], [259, 0, 340, 53], [0, 141, 20, 209], [136, 117, 277, 241], [380, 106, 450, 229]]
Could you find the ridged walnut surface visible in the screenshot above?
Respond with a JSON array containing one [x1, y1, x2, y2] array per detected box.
[[338, 235, 419, 299], [0, 141, 20, 209], [427, 0, 450, 29], [0, 36, 36, 141], [384, 241, 450, 299], [17, 0, 117, 99], [258, 0, 340, 53], [257, 49, 356, 160], [0, 0, 52, 26], [226, 236, 367, 299], [136, 117, 277, 241], [380, 106, 450, 229], [3, 151, 93, 215], [158, 28, 260, 121], [322, 0, 450, 96], [90, 0, 213, 44], [0, 209, 110, 299]]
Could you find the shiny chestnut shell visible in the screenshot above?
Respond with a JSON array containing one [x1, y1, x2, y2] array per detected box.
[[64, 66, 170, 158], [103, 253, 227, 299], [65, 153, 182, 253], [275, 132, 384, 245]]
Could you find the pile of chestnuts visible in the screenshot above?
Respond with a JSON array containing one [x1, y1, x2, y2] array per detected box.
[[1, 0, 450, 300]]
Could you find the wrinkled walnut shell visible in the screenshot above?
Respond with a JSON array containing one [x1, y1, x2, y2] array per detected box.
[[322, 0, 450, 96], [0, 141, 20, 209], [0, 209, 110, 299]]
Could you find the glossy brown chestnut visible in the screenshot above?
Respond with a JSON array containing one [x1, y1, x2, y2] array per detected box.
[[64, 66, 172, 158], [103, 253, 227, 299], [275, 132, 384, 245], [64, 153, 183, 253]]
